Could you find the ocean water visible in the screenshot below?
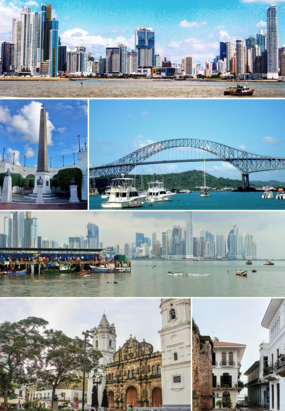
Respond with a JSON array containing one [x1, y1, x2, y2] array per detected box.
[[89, 191, 285, 210], [2, 80, 285, 98], [0, 260, 284, 297]]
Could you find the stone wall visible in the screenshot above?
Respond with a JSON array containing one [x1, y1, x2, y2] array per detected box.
[[192, 320, 213, 411]]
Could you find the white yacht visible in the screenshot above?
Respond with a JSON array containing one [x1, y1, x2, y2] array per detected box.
[[101, 176, 146, 209], [262, 189, 273, 199], [276, 188, 285, 200], [146, 181, 176, 202], [101, 186, 111, 199], [200, 159, 209, 198]]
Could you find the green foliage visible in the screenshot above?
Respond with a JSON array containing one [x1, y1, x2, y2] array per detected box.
[[235, 403, 242, 409], [23, 400, 48, 411], [0, 173, 23, 187], [222, 397, 233, 409], [216, 400, 223, 409], [22, 178, 29, 187], [50, 178, 58, 188], [28, 179, 35, 188], [57, 168, 82, 190]]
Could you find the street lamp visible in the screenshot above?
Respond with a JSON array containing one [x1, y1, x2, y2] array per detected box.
[[82, 330, 93, 411], [92, 370, 103, 411]]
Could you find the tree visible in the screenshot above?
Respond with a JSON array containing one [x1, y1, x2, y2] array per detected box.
[[0, 317, 49, 411], [36, 330, 102, 408]]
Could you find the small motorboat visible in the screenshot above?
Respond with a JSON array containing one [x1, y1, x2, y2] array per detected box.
[[262, 189, 273, 199], [80, 270, 92, 276], [224, 84, 254, 96], [252, 269, 257, 273], [235, 269, 247, 277], [168, 272, 184, 276], [264, 260, 274, 266], [276, 188, 285, 200], [101, 176, 146, 209], [186, 273, 211, 277], [246, 260, 252, 265], [6, 269, 27, 276]]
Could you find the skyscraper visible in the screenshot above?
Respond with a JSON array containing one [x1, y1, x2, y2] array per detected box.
[[106, 47, 120, 73], [220, 42, 227, 60], [118, 44, 127, 73], [1, 42, 15, 75], [186, 212, 193, 258], [236, 39, 245, 77], [86, 223, 99, 248], [136, 232, 145, 248], [216, 234, 225, 258], [48, 18, 59, 77], [267, 5, 278, 79], [135, 27, 155, 67], [152, 232, 157, 254], [226, 41, 234, 72]]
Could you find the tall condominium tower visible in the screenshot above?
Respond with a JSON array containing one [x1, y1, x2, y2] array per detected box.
[[86, 223, 99, 248], [236, 39, 245, 77], [185, 211, 193, 258], [135, 27, 155, 67], [226, 41, 234, 72], [267, 5, 278, 79]]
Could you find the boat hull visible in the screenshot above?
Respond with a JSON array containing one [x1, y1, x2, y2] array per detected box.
[[101, 197, 145, 208], [224, 89, 254, 96], [6, 269, 27, 276], [146, 193, 176, 202]]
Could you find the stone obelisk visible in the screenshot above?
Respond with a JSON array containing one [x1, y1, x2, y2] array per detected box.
[[33, 104, 52, 194]]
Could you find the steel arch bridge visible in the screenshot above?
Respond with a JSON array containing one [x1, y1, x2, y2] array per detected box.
[[90, 139, 285, 188]]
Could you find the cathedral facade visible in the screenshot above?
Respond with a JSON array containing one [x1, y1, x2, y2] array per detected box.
[[105, 336, 162, 409]]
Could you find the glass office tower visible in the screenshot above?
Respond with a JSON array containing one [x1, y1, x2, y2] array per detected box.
[[135, 27, 155, 67]]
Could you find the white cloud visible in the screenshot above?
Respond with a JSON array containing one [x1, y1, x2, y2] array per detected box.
[[209, 33, 214, 38], [6, 148, 21, 165], [0, 101, 55, 145], [219, 29, 230, 41], [25, 1, 38, 6], [64, 15, 70, 20], [0, 1, 22, 38], [256, 20, 267, 27], [141, 111, 148, 116], [215, 25, 224, 29], [57, 127, 66, 133], [260, 136, 281, 145], [24, 144, 35, 158], [133, 135, 155, 150], [201, 21, 207, 25], [237, 144, 247, 151], [179, 20, 200, 28]]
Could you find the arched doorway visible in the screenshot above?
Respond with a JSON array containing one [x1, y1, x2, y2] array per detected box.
[[152, 387, 162, 407], [212, 392, 215, 409], [223, 391, 231, 406], [108, 391, 114, 408], [126, 386, 138, 407]]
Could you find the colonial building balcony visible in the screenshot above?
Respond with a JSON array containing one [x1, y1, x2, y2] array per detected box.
[[263, 366, 279, 381], [274, 357, 285, 377], [219, 361, 236, 367], [213, 381, 244, 391]]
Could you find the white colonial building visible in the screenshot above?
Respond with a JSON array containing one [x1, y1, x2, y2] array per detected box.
[[158, 298, 191, 408], [244, 360, 269, 408], [87, 314, 117, 406], [212, 341, 246, 408], [261, 298, 285, 411]]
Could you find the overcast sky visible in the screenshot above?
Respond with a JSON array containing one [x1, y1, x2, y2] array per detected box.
[[0, 298, 162, 351], [0, 211, 285, 258], [193, 298, 271, 389]]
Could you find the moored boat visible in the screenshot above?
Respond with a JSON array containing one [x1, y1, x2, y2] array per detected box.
[[101, 176, 146, 209], [262, 189, 273, 199], [246, 260, 252, 265], [276, 188, 285, 200], [252, 269, 257, 273], [41, 265, 77, 274], [235, 269, 247, 277], [264, 260, 274, 265], [224, 84, 254, 96], [146, 181, 176, 202], [6, 269, 27, 276], [168, 272, 184, 276], [186, 273, 211, 277]]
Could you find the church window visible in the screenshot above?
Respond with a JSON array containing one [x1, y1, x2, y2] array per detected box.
[[132, 369, 135, 377], [112, 373, 114, 380], [96, 340, 98, 348], [174, 353, 178, 361], [157, 365, 161, 374], [152, 366, 156, 375], [173, 376, 181, 383], [222, 352, 227, 366], [128, 370, 131, 378], [170, 308, 176, 320], [109, 340, 112, 347]]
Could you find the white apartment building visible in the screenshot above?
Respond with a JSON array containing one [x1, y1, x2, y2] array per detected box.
[[260, 298, 285, 411], [212, 341, 246, 408]]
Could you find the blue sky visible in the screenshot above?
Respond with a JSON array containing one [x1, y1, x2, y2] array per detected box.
[[0, 99, 87, 168], [1, 0, 285, 63], [90, 99, 285, 182]]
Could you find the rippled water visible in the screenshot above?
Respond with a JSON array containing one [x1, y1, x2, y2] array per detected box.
[[0, 260, 284, 297], [90, 191, 285, 210], [2, 80, 285, 98]]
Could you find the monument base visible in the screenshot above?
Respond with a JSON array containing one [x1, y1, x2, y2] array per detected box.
[[33, 172, 52, 194], [36, 185, 44, 204], [69, 185, 79, 203], [1, 175, 12, 203]]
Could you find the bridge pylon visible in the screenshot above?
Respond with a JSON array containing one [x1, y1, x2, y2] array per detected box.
[[242, 173, 249, 189]]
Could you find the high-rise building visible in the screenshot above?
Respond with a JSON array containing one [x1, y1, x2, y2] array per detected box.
[[1, 42, 15, 75], [155, 54, 162, 67], [48, 18, 59, 77], [106, 47, 120, 74], [127, 50, 138, 74], [226, 41, 234, 72], [236, 39, 245, 77], [267, 5, 278, 79], [135, 232, 145, 248], [216, 234, 225, 258], [186, 212, 193, 258], [183, 56, 192, 75], [246, 35, 256, 50], [118, 44, 127, 73], [135, 27, 155, 67], [152, 232, 157, 254], [58, 45, 67, 72], [0, 234, 7, 247], [256, 31, 266, 54], [69, 236, 81, 248], [220, 42, 227, 60], [227, 225, 238, 258], [86, 223, 99, 248]]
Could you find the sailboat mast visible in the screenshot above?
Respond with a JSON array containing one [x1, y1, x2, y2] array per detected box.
[[204, 159, 206, 188]]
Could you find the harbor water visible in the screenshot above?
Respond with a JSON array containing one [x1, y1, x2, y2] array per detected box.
[[1, 260, 284, 297], [2, 80, 285, 98], [89, 191, 285, 210]]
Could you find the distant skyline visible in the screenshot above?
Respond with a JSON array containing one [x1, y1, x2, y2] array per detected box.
[[1, 211, 285, 258], [0, 298, 162, 352], [193, 298, 271, 391], [90, 100, 285, 182], [0, 100, 88, 168], [1, 0, 285, 63]]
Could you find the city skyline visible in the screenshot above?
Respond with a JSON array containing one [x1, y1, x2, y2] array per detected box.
[[0, 211, 284, 258], [1, 0, 285, 64], [90, 99, 285, 181], [0, 99, 88, 168]]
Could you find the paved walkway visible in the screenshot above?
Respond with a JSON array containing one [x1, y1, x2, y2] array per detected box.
[[0, 203, 87, 210]]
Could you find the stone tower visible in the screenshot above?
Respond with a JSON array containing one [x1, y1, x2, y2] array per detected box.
[[33, 104, 52, 194], [158, 298, 191, 408], [87, 314, 116, 406]]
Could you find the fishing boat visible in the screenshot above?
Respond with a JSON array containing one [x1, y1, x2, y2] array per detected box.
[[262, 189, 273, 199], [41, 265, 77, 274], [246, 260, 252, 265], [235, 269, 247, 277], [186, 273, 211, 277], [6, 269, 27, 276], [168, 272, 184, 276], [252, 269, 257, 273], [276, 188, 285, 200], [90, 266, 111, 273], [224, 84, 254, 96], [264, 260, 274, 266], [200, 159, 209, 198], [101, 176, 146, 209], [146, 181, 176, 202], [80, 270, 92, 276]]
